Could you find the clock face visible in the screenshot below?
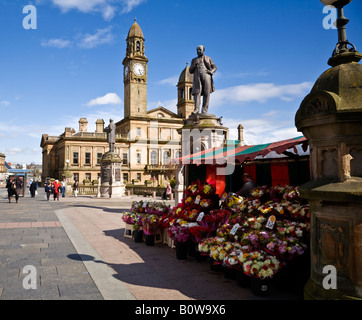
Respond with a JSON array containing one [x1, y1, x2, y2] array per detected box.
[[124, 65, 129, 78], [133, 63, 145, 76]]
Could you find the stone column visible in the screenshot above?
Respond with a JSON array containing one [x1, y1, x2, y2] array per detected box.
[[100, 152, 125, 199], [295, 52, 362, 300]]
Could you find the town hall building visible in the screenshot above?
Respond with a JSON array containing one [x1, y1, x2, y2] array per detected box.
[[40, 20, 196, 186]]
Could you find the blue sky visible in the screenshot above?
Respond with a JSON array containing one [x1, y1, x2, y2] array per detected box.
[[0, 0, 361, 165]]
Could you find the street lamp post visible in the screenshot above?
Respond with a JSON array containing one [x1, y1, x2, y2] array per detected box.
[[320, 0, 361, 66]]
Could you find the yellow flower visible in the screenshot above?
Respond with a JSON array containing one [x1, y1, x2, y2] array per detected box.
[[203, 185, 211, 194]]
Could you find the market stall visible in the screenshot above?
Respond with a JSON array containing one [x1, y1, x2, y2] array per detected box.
[[175, 136, 310, 196]]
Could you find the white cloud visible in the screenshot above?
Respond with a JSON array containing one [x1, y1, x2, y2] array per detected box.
[[157, 76, 179, 87], [212, 82, 313, 107], [121, 0, 147, 13], [85, 93, 122, 106], [223, 110, 301, 146], [41, 38, 72, 49], [76, 27, 114, 49], [50, 0, 146, 20], [41, 27, 114, 50], [5, 147, 24, 155], [0, 101, 10, 106]]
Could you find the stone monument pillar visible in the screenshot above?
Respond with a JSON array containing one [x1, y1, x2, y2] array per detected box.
[[100, 119, 125, 199], [175, 110, 228, 205], [295, 1, 362, 300], [174, 45, 228, 205]]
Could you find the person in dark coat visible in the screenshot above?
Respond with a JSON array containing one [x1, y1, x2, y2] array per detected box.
[[236, 173, 256, 198], [30, 180, 37, 197], [9, 176, 23, 203], [44, 182, 52, 201], [6, 178, 16, 203]]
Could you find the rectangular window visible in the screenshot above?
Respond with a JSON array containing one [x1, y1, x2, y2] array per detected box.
[[137, 153, 141, 164], [85, 173, 91, 181], [137, 173, 141, 181], [97, 153, 102, 165], [85, 152, 91, 165], [73, 152, 79, 165], [137, 127, 141, 137], [123, 173, 128, 182], [73, 173, 79, 181], [123, 153, 128, 165]]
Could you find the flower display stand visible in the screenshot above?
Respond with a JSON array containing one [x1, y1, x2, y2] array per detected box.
[[124, 223, 133, 239], [155, 229, 162, 244], [162, 230, 175, 248]]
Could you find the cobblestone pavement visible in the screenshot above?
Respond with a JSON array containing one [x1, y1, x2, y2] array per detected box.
[[0, 188, 304, 301]]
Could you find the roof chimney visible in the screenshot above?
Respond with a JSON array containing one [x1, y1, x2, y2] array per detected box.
[[237, 124, 245, 146], [79, 118, 88, 132], [96, 119, 105, 133]]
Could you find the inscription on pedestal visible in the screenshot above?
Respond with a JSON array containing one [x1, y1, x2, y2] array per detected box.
[[115, 169, 121, 182], [101, 168, 111, 183]]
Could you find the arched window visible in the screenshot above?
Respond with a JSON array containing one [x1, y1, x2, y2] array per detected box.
[[163, 150, 170, 165], [136, 41, 141, 52], [150, 151, 157, 165]]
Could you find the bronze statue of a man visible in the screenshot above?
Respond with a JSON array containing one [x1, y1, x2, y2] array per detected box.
[[189, 45, 217, 114], [105, 119, 116, 153]]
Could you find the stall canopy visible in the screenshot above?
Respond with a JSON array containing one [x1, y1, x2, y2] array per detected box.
[[173, 136, 308, 165]]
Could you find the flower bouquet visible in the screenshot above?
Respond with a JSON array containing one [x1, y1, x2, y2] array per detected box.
[[142, 214, 162, 235], [122, 211, 137, 225], [197, 236, 225, 256], [237, 250, 281, 280], [222, 193, 245, 213], [144, 201, 171, 216], [168, 219, 195, 243]]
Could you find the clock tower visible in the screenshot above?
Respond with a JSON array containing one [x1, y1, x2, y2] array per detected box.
[[123, 19, 149, 119]]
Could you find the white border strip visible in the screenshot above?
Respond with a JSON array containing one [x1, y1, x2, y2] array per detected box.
[[55, 209, 136, 300]]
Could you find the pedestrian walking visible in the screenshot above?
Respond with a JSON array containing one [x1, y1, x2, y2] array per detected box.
[[52, 179, 62, 201], [62, 179, 66, 197], [6, 178, 16, 203], [45, 182, 52, 201], [13, 176, 23, 203], [73, 179, 79, 198], [30, 180, 37, 197], [163, 183, 172, 200]]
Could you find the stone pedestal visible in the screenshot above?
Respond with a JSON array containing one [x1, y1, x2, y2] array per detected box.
[[181, 113, 228, 153], [295, 56, 362, 300], [100, 152, 125, 199], [174, 112, 228, 206]]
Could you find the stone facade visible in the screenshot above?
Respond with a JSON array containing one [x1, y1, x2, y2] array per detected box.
[[40, 21, 194, 186], [0, 152, 6, 186]]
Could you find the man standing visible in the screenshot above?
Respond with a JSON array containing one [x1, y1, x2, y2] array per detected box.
[[105, 119, 116, 153], [236, 173, 256, 198], [62, 179, 66, 197], [189, 45, 217, 114]]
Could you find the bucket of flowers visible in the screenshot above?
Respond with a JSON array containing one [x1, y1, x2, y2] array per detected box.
[[237, 250, 281, 296], [142, 214, 162, 246]]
